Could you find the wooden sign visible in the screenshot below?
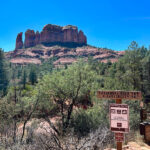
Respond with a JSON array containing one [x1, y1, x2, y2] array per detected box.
[[97, 90, 142, 100], [115, 133, 124, 142], [97, 89, 142, 150], [110, 104, 129, 133]]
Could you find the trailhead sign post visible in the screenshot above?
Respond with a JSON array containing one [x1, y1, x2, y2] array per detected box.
[[97, 90, 142, 150]]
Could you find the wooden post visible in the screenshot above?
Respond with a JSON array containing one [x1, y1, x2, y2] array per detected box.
[[116, 99, 122, 150], [116, 99, 122, 104], [117, 142, 122, 150]]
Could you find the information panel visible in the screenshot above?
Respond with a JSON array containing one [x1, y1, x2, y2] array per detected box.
[[110, 104, 129, 133]]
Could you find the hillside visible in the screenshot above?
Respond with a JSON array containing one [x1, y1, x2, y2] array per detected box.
[[6, 45, 124, 66]]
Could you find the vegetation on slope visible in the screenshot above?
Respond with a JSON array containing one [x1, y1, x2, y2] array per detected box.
[[0, 41, 150, 149]]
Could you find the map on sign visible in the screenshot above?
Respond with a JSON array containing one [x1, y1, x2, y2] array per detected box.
[[97, 90, 142, 100], [110, 104, 129, 133]]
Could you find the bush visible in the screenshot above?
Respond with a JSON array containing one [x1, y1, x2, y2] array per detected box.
[[71, 105, 109, 136]]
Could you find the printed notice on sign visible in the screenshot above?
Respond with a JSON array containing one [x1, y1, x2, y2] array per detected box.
[[110, 104, 129, 133], [115, 133, 124, 142]]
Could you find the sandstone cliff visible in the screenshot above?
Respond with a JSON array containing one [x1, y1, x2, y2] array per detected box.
[[15, 24, 87, 49], [15, 32, 23, 50], [24, 30, 36, 48], [11, 24, 124, 66]]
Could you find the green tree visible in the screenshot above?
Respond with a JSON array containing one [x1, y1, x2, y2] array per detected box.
[[105, 41, 144, 91], [104, 42, 147, 130], [29, 67, 37, 85], [142, 55, 150, 95], [0, 48, 8, 96], [22, 70, 27, 89], [35, 60, 98, 134]]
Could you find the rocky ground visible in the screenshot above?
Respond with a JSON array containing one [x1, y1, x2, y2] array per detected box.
[[5, 44, 124, 66], [105, 142, 150, 150]]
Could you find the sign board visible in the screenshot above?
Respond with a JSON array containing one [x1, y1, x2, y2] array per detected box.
[[115, 133, 124, 142], [110, 104, 129, 133], [97, 90, 142, 100]]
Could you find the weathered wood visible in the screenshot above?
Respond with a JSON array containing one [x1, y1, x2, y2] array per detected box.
[[117, 142, 122, 150], [116, 99, 122, 104], [140, 109, 147, 121], [97, 90, 142, 100]]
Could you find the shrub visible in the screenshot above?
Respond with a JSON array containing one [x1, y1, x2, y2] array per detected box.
[[71, 105, 109, 136]]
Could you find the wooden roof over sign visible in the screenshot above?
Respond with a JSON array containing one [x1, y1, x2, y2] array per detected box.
[[97, 90, 142, 100]]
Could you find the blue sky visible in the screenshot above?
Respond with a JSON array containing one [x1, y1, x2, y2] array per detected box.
[[1, 0, 150, 51]]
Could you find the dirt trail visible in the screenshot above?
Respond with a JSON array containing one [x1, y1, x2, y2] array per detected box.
[[105, 142, 150, 150]]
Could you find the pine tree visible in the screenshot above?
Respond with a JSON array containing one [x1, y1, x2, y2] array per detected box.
[[0, 48, 8, 96], [29, 67, 37, 85], [22, 70, 27, 89], [142, 56, 150, 95]]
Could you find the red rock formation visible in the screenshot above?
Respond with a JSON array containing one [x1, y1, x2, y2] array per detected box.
[[15, 32, 23, 49], [35, 31, 40, 45], [78, 30, 87, 44], [24, 30, 36, 48], [63, 25, 78, 42], [40, 24, 63, 43], [40, 24, 87, 45], [15, 24, 87, 49]]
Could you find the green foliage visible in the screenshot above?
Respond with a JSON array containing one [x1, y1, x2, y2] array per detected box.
[[125, 100, 140, 130], [71, 105, 109, 136], [34, 60, 99, 133], [1, 41, 150, 140], [0, 48, 9, 96], [21, 70, 27, 89], [29, 66, 37, 85], [104, 42, 147, 91], [40, 60, 97, 101]]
